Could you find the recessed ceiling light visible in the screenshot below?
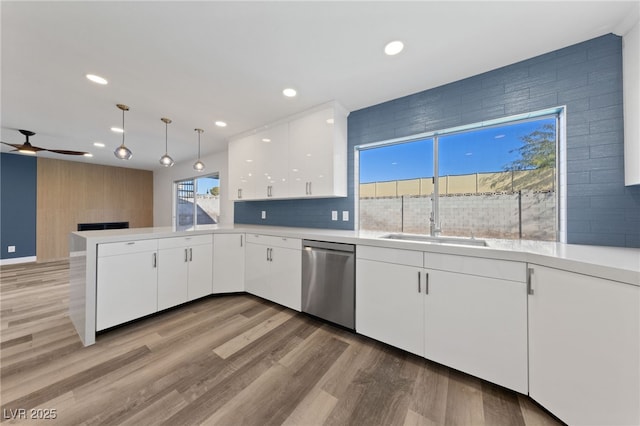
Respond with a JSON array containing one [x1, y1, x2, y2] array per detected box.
[[215, 121, 227, 127], [93, 142, 105, 148], [86, 74, 108, 85], [110, 127, 124, 133], [384, 40, 404, 56], [83, 153, 94, 157], [246, 159, 253, 163], [326, 118, 334, 124], [262, 138, 271, 143], [283, 88, 297, 97]]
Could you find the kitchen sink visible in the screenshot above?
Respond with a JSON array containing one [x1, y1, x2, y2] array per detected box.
[[379, 233, 488, 247]]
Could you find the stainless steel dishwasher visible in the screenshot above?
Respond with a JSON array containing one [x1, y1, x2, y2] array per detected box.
[[301, 240, 355, 330]]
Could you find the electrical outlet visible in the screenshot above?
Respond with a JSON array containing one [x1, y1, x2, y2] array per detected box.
[[261, 211, 266, 220], [8, 245, 16, 253], [331, 211, 338, 221], [342, 211, 349, 221]]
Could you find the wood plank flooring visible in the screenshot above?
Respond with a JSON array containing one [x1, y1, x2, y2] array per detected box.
[[0, 260, 564, 425]]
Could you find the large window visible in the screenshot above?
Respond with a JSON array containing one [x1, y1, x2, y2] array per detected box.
[[175, 173, 220, 231], [358, 111, 559, 241]]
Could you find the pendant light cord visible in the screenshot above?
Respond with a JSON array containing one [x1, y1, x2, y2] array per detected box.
[[122, 108, 126, 146], [165, 121, 168, 152]]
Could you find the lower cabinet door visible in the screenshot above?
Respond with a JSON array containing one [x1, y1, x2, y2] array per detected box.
[[212, 234, 245, 293], [269, 246, 301, 311], [528, 265, 640, 426], [187, 242, 213, 301], [423, 269, 528, 393], [97, 251, 158, 331], [355, 259, 424, 356], [245, 243, 270, 300], [157, 247, 188, 311]]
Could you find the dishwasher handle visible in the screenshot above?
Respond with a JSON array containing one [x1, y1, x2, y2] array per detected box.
[[302, 239, 355, 253]]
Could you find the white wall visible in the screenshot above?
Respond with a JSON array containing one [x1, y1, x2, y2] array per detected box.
[[623, 15, 640, 185], [153, 149, 234, 227]]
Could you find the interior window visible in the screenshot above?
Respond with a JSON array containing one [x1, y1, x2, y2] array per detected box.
[[358, 114, 558, 241], [175, 173, 220, 231]]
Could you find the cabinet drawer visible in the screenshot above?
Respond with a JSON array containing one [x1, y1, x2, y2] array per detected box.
[[357, 245, 423, 267], [425, 252, 525, 282], [98, 239, 158, 257], [246, 234, 301, 250], [158, 234, 212, 249]]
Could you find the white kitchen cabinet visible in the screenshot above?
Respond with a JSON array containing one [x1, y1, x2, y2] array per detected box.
[[157, 235, 213, 311], [423, 253, 528, 394], [96, 239, 158, 331], [228, 134, 258, 200], [212, 233, 245, 293], [528, 265, 640, 426], [288, 105, 348, 198], [254, 123, 290, 199], [228, 101, 348, 201], [245, 234, 301, 311], [356, 256, 425, 356]]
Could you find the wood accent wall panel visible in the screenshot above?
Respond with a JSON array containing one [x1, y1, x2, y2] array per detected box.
[[37, 158, 153, 261]]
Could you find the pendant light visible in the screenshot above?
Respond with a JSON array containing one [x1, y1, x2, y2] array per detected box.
[[159, 117, 175, 167], [113, 104, 133, 160], [193, 128, 205, 171]]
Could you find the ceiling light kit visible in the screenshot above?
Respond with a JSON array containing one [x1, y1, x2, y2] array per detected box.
[[113, 104, 133, 160], [1, 129, 89, 156], [86, 74, 108, 85], [193, 128, 205, 172], [159, 117, 175, 167], [283, 88, 297, 98]]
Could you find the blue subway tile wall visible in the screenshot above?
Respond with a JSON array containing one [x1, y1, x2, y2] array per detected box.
[[234, 34, 640, 248], [1, 153, 37, 259]]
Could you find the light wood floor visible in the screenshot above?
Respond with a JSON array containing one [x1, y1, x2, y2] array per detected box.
[[0, 260, 564, 425]]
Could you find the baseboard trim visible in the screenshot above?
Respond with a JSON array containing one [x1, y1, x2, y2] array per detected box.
[[0, 256, 37, 266]]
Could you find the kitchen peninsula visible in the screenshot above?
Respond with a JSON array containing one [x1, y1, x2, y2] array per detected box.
[[70, 224, 640, 426]]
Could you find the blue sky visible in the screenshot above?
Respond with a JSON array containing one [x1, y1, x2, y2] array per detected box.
[[196, 176, 220, 194], [359, 118, 555, 183]]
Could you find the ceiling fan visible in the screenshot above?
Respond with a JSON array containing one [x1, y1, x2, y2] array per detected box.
[[1, 129, 89, 156]]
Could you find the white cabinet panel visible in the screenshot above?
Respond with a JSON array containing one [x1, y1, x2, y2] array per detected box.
[[289, 106, 347, 197], [157, 246, 189, 310], [528, 265, 640, 426], [356, 258, 424, 356], [97, 242, 158, 331], [228, 101, 348, 200], [424, 269, 528, 393], [213, 233, 245, 293], [245, 236, 301, 311], [187, 242, 213, 301]]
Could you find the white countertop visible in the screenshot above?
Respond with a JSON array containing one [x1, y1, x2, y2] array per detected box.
[[73, 224, 640, 286]]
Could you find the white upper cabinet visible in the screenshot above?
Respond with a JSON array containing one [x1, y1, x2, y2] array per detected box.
[[254, 124, 290, 199], [228, 101, 348, 200], [289, 105, 348, 198]]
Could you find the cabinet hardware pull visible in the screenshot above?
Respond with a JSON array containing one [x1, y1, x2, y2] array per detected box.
[[126, 242, 135, 245], [152, 252, 157, 268], [184, 249, 188, 262], [189, 248, 193, 262], [418, 271, 421, 293], [266, 248, 270, 262], [425, 272, 429, 295], [240, 235, 243, 247], [238, 188, 242, 199], [308, 181, 312, 195], [305, 182, 309, 195], [527, 267, 534, 295]]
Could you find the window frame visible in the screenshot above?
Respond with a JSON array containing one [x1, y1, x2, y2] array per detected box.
[[173, 172, 220, 231], [354, 107, 566, 242]]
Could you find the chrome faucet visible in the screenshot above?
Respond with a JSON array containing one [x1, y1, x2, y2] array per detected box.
[[429, 212, 441, 237]]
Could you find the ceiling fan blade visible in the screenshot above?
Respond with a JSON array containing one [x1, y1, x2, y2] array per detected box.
[[1, 141, 22, 149], [1, 141, 44, 152], [45, 148, 89, 156]]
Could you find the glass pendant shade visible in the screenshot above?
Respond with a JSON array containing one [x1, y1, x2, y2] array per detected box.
[[193, 128, 205, 172], [114, 144, 133, 160], [113, 104, 132, 160], [159, 117, 175, 167], [193, 160, 205, 171], [160, 153, 174, 167]]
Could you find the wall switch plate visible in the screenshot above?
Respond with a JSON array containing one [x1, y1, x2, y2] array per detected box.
[[331, 211, 338, 221], [8, 246, 15, 253], [342, 211, 349, 221], [261, 211, 266, 219]]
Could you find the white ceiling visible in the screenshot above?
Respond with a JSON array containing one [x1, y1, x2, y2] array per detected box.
[[1, 1, 638, 170]]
